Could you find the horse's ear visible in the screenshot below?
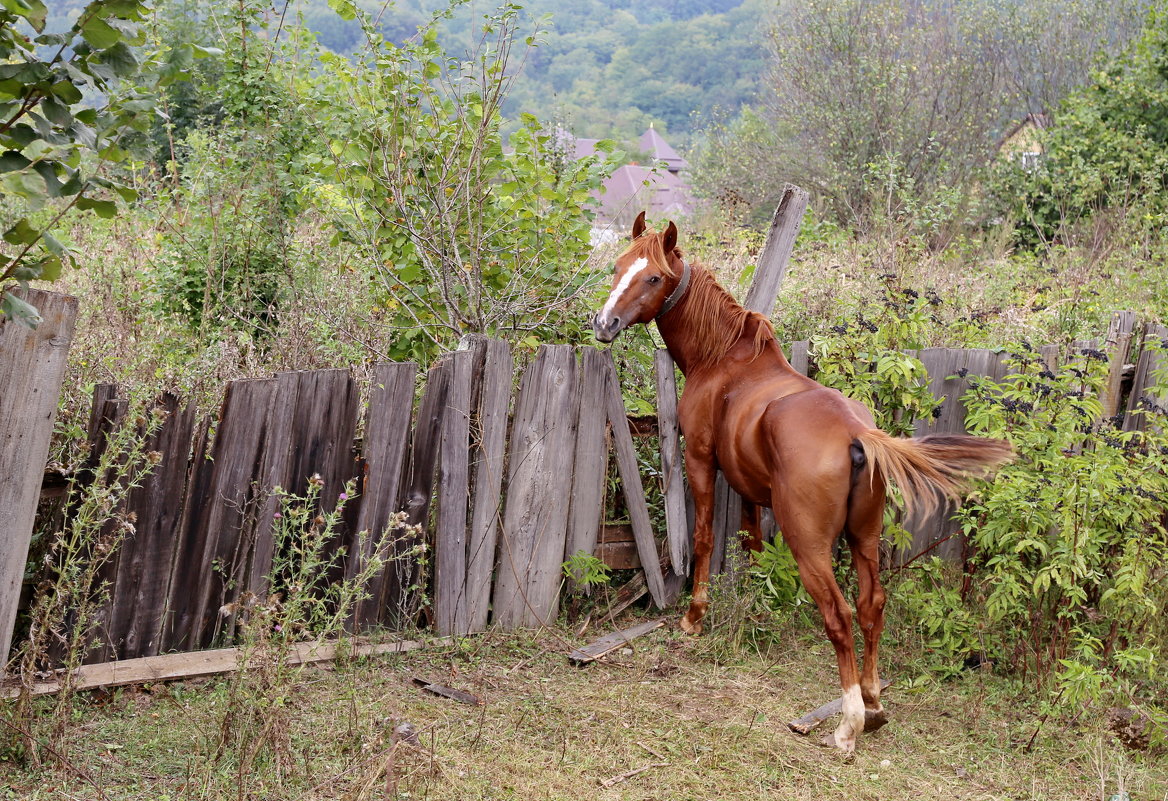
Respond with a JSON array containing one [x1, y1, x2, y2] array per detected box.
[[631, 210, 647, 240], [662, 220, 678, 254]]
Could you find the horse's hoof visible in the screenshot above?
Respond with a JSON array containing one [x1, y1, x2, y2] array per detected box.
[[679, 615, 703, 635], [819, 732, 856, 759], [864, 708, 889, 733]]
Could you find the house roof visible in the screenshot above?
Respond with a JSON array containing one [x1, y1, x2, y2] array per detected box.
[[639, 127, 688, 171], [599, 164, 693, 224]]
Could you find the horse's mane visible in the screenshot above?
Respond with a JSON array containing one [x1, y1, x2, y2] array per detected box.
[[625, 232, 775, 368]]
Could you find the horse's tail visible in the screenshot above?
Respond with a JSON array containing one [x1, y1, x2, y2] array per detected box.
[[853, 430, 1013, 518]]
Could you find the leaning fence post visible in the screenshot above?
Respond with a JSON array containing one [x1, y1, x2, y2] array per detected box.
[[1, 290, 78, 670]]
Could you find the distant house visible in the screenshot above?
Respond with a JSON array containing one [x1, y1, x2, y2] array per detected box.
[[998, 112, 1052, 172], [563, 126, 695, 230]]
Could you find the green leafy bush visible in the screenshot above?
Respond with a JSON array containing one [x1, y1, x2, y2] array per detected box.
[[992, 6, 1168, 247], [947, 344, 1168, 696]]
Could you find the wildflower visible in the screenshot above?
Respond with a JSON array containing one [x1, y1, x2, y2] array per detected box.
[[339, 492, 349, 501], [274, 512, 283, 520]]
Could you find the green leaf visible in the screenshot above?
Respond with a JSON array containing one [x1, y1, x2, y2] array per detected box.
[[50, 79, 83, 104], [1, 290, 42, 328], [76, 196, 117, 218], [40, 95, 72, 127], [0, 150, 31, 173], [81, 17, 121, 50], [3, 218, 39, 245], [96, 42, 139, 79], [327, 0, 358, 21]]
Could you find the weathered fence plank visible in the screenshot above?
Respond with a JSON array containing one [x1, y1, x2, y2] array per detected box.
[[185, 378, 277, 648], [654, 349, 689, 574], [1124, 324, 1168, 433], [104, 394, 196, 660], [600, 352, 668, 608], [566, 348, 611, 572], [383, 357, 450, 628], [434, 350, 473, 636], [465, 338, 513, 633], [248, 369, 360, 603], [788, 340, 809, 376], [159, 415, 212, 653], [901, 347, 1008, 563], [743, 184, 810, 317], [349, 362, 417, 630], [1101, 311, 1138, 421], [0, 290, 77, 669], [493, 345, 580, 629]]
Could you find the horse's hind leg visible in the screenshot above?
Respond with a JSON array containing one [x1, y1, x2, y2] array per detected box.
[[846, 485, 888, 732], [781, 525, 865, 754], [739, 501, 764, 555]]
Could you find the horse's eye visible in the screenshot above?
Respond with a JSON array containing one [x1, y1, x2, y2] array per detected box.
[[647, 275, 661, 285]]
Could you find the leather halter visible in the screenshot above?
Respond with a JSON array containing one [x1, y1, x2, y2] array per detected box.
[[656, 259, 690, 319]]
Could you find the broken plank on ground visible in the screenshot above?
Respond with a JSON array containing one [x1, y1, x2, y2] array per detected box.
[[2, 638, 450, 698], [568, 618, 666, 665], [411, 677, 483, 706], [787, 678, 893, 735]]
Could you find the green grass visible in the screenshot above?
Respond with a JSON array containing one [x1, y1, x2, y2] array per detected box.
[[2, 613, 1164, 800]]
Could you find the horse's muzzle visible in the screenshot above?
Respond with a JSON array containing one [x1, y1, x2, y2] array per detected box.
[[592, 313, 623, 343]]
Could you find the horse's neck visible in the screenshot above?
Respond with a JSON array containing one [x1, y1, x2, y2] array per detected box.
[[656, 268, 796, 378]]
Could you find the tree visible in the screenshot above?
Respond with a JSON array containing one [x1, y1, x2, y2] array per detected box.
[[0, 0, 202, 327], [691, 0, 1148, 231], [994, 3, 1168, 245], [301, 2, 617, 360]]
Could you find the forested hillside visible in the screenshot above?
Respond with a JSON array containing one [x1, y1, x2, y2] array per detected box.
[[291, 0, 764, 146]]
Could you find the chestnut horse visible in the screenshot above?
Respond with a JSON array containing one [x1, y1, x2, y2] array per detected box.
[[593, 213, 1012, 754]]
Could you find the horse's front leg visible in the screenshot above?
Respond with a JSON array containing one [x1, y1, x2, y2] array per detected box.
[[681, 446, 716, 634]]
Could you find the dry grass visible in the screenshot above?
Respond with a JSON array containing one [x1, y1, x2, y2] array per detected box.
[[2, 615, 1164, 801]]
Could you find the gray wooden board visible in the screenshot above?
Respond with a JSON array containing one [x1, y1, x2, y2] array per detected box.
[[3, 638, 442, 698], [1100, 311, 1138, 421], [900, 348, 1006, 564], [159, 414, 213, 653], [82, 397, 128, 665], [567, 618, 666, 664], [743, 184, 810, 317], [104, 394, 196, 659], [248, 369, 360, 603], [710, 471, 742, 576], [1125, 324, 1168, 433], [189, 378, 278, 648], [654, 350, 689, 575], [383, 357, 450, 627], [349, 361, 417, 630], [493, 345, 580, 629], [434, 349, 473, 636], [0, 290, 77, 669], [787, 679, 893, 735], [788, 340, 809, 376], [600, 351, 668, 608], [464, 338, 513, 632], [566, 348, 611, 578]]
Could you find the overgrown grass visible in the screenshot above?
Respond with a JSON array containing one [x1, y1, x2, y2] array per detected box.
[[1, 608, 1164, 800]]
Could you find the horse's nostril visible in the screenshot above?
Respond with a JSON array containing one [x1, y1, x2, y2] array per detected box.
[[610, 316, 621, 330]]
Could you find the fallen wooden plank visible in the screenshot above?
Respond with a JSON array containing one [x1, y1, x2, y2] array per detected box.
[[411, 677, 483, 706], [568, 618, 666, 665], [2, 637, 450, 698], [787, 678, 893, 735]]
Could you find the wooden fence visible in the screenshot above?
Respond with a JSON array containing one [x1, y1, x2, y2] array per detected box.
[[4, 308, 1160, 669]]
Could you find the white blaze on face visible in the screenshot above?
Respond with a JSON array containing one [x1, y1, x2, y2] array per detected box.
[[598, 257, 649, 327]]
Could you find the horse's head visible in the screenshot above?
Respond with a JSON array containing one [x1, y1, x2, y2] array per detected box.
[[592, 211, 688, 343]]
